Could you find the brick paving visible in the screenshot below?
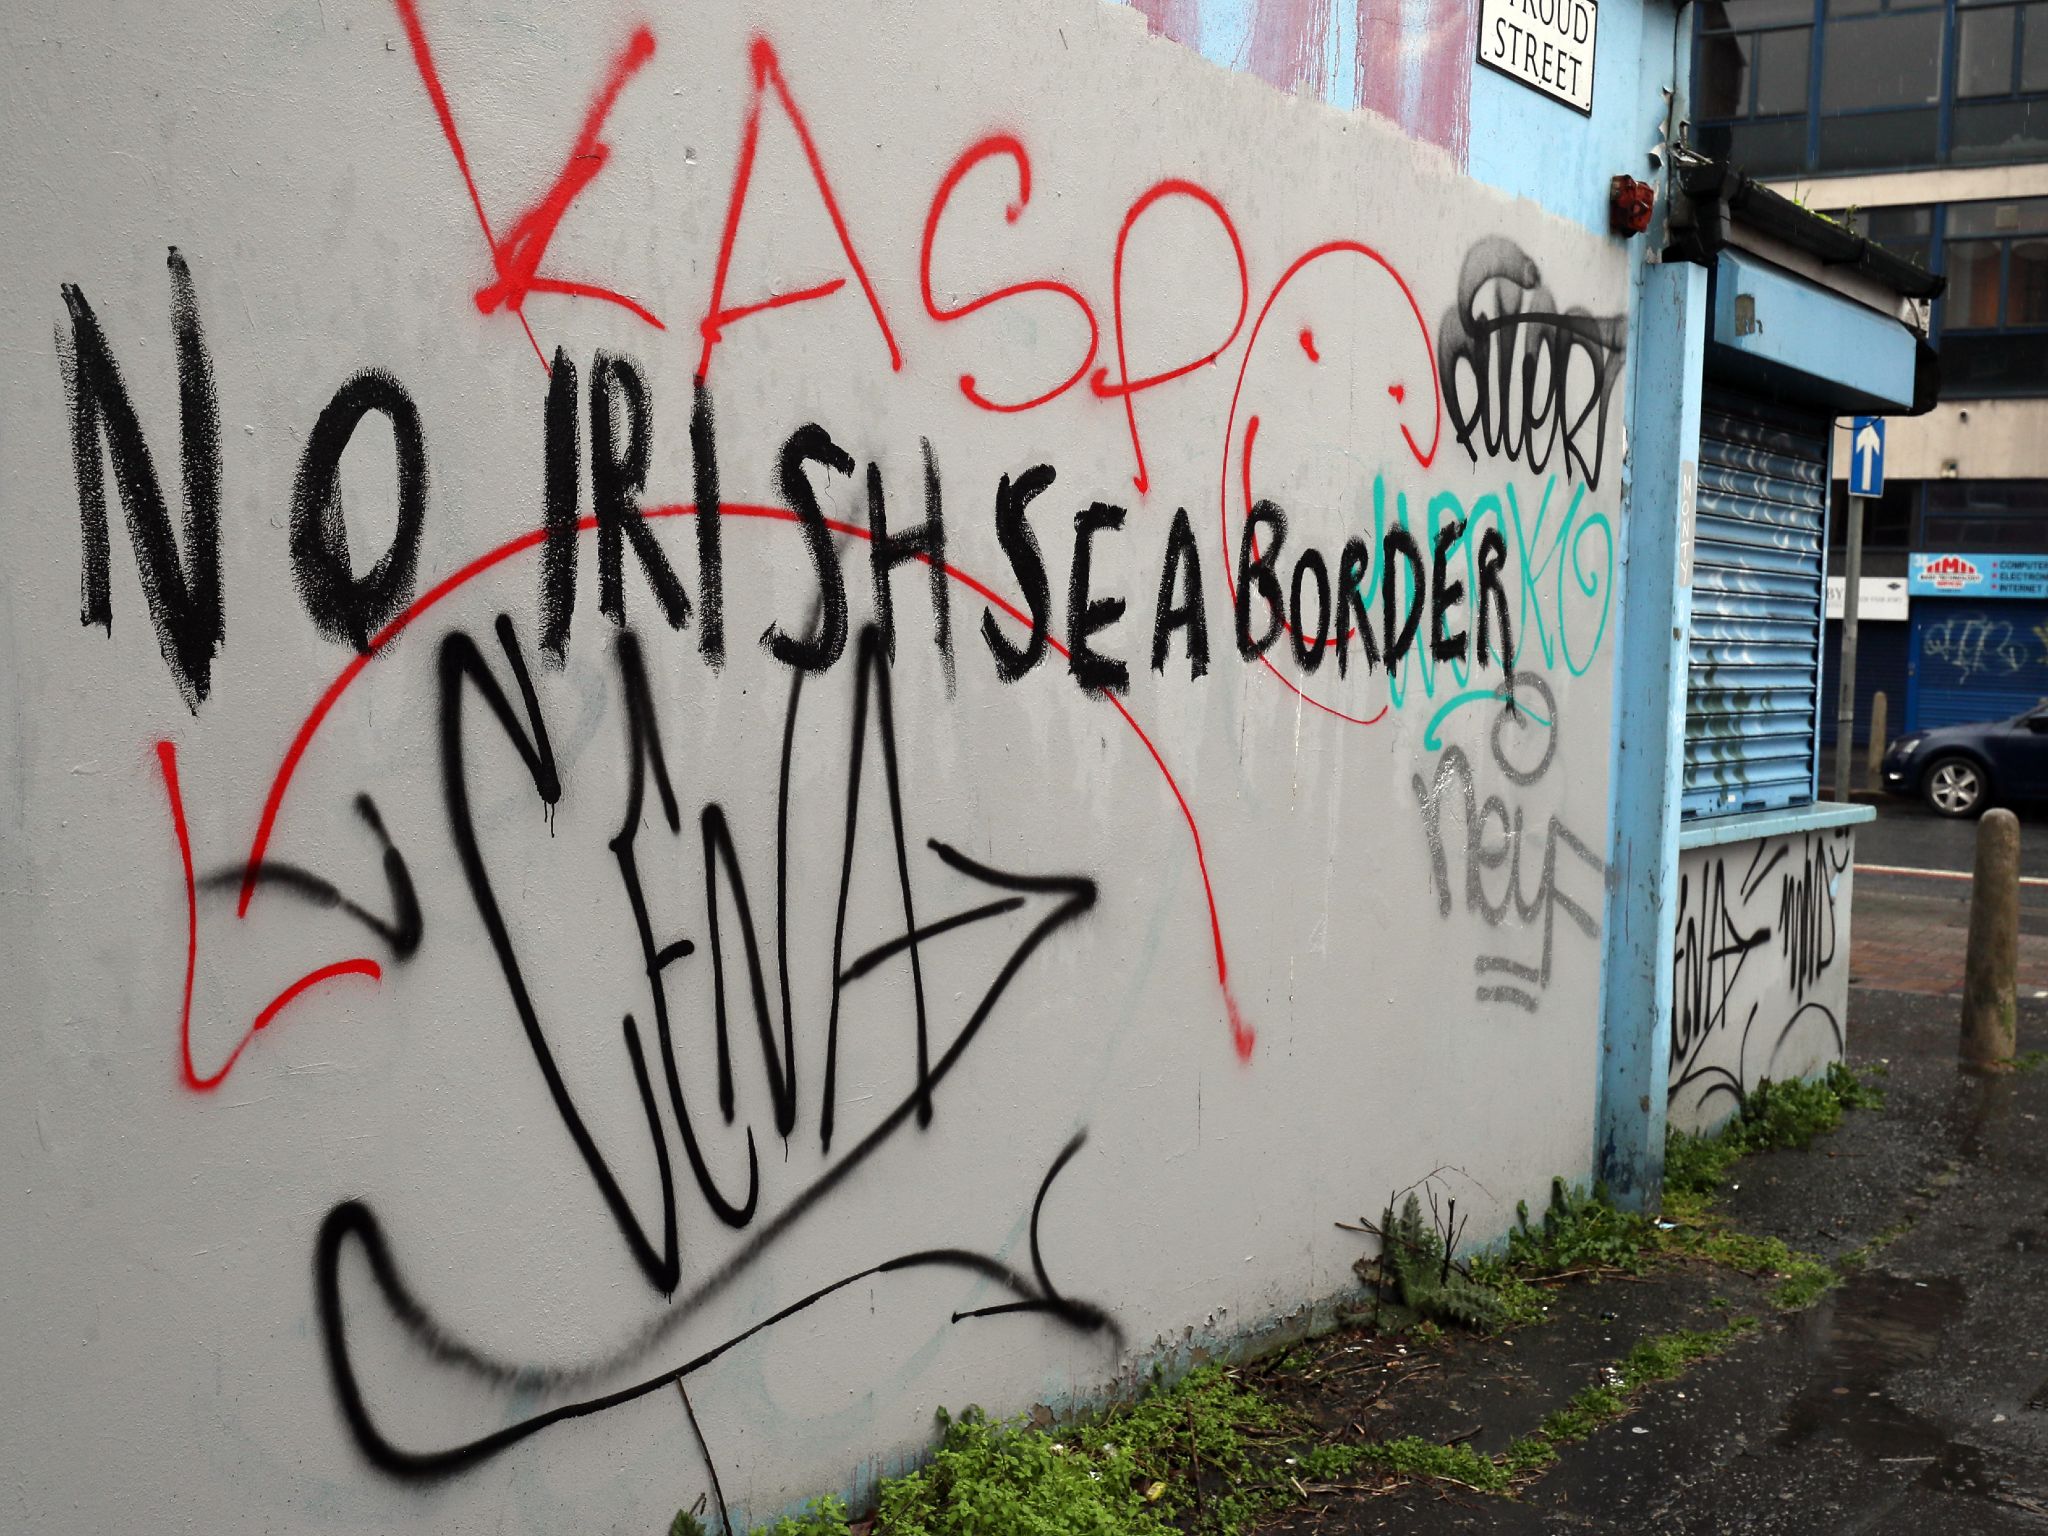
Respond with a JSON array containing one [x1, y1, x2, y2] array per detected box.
[[1850, 872, 2048, 996]]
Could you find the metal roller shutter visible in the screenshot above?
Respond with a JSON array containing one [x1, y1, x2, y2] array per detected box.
[[1683, 388, 1830, 818], [1908, 599, 2048, 732], [1821, 617, 1910, 749]]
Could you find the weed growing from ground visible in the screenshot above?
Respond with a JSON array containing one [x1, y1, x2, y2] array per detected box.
[[728, 1366, 1304, 1536], [1504, 1178, 1659, 1277], [875, 1410, 1164, 1536], [1671, 1073, 1875, 1204], [1666, 1064, 1885, 1199], [756, 1496, 854, 1536], [1839, 1220, 1914, 1273], [1369, 1193, 1517, 1331], [1825, 1061, 1886, 1109], [1538, 1382, 1628, 1443], [1534, 1320, 1758, 1448], [1657, 1062, 1888, 1309], [1615, 1324, 1755, 1388], [702, 1067, 1882, 1534], [1350, 1437, 1508, 1493], [683, 1317, 1761, 1536]]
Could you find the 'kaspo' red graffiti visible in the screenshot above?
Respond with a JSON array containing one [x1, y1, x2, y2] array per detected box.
[[177, 8, 1453, 1082]]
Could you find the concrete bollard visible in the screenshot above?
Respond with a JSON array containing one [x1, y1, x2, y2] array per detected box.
[[1866, 690, 1888, 791], [1962, 807, 2022, 1068]]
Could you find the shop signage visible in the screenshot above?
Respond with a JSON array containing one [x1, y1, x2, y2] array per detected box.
[[1909, 553, 2048, 599], [1826, 576, 1909, 621], [1478, 0, 1596, 114]]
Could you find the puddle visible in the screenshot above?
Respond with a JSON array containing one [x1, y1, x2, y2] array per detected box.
[[1794, 1271, 1963, 1381], [1777, 1272, 2004, 1496]]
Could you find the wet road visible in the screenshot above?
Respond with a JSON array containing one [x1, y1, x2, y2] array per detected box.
[[1851, 797, 2048, 994], [1287, 993, 2048, 1535], [1856, 792, 2048, 885]]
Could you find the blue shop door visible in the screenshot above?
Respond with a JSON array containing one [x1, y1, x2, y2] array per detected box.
[[1907, 599, 2048, 732], [1821, 618, 1910, 749]]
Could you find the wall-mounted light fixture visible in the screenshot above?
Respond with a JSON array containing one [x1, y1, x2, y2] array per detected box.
[[1610, 175, 1655, 238]]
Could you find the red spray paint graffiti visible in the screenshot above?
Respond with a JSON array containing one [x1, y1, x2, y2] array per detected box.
[[184, 503, 1252, 1092], [391, 0, 664, 371]]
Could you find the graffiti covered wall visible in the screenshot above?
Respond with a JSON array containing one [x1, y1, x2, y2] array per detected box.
[[0, 0, 1630, 1528], [1669, 830, 1855, 1135]]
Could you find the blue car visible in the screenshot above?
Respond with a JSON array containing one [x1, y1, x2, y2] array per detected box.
[[1881, 702, 2048, 817]]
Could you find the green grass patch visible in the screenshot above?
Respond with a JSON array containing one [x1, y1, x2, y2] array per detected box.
[[1499, 1435, 1558, 1475], [1538, 1383, 1628, 1444], [1660, 1202, 1835, 1309], [702, 1316, 1756, 1534], [1825, 1061, 1886, 1110], [1534, 1319, 1756, 1447], [1667, 1065, 1885, 1200], [1351, 1437, 1508, 1493], [1616, 1324, 1756, 1388], [710, 1365, 1302, 1536]]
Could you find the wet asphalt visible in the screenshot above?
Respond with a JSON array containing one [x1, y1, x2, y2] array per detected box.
[[1855, 792, 2048, 882], [1854, 795, 2048, 944], [1269, 989, 2048, 1533], [1546, 988, 2048, 1533]]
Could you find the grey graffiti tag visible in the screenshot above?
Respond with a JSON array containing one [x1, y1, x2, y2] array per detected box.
[[1412, 673, 1605, 1012], [1922, 617, 2024, 682]]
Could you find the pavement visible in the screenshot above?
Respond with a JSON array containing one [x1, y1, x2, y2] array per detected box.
[[1851, 794, 2048, 997], [1250, 796, 2048, 1533]]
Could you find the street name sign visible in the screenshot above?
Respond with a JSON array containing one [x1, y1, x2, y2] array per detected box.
[[1477, 0, 1596, 115]]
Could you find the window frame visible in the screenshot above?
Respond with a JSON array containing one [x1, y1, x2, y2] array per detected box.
[[1933, 198, 2048, 395], [1691, 0, 2048, 174]]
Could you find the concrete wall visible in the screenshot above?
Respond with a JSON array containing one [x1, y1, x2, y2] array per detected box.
[[1835, 401, 2048, 485], [1766, 164, 2048, 218], [1669, 828, 1856, 1136], [0, 1, 1634, 1529]]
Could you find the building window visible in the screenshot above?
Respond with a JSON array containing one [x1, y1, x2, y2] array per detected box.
[[1692, 0, 2048, 172], [1920, 478, 2048, 546], [1695, 1, 1819, 169], [1829, 478, 1921, 548], [1824, 200, 2044, 396], [1940, 197, 2048, 394], [1955, 1, 2048, 158], [1957, 2, 2048, 95]]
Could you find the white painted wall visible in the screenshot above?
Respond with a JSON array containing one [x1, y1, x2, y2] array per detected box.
[[1669, 829, 1856, 1136], [0, 1, 1630, 1529]]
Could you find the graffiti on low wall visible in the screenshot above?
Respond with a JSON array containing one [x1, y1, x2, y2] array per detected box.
[[1668, 828, 1855, 1135], [0, 0, 1629, 1529]]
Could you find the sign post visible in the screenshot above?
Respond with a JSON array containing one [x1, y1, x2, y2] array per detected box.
[[1836, 418, 1885, 802]]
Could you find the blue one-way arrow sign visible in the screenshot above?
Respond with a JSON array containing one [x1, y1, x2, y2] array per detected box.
[[1849, 416, 1886, 497]]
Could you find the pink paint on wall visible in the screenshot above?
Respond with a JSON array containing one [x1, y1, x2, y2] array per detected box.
[[1132, 0, 1203, 48], [1130, 0, 1473, 166], [1247, 0, 1333, 102], [1355, 0, 1476, 166]]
